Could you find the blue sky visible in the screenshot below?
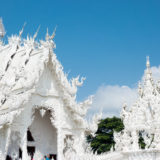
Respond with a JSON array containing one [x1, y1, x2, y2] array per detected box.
[[1, 0, 160, 114]]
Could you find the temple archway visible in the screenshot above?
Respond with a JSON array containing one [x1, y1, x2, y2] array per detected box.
[[28, 109, 57, 160]]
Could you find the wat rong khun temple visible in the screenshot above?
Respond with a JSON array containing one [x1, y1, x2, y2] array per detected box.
[[1, 19, 160, 160]]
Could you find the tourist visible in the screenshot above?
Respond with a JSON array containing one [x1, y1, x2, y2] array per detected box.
[[46, 155, 50, 160]]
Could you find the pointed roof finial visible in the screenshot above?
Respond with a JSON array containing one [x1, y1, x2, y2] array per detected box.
[[50, 25, 57, 39], [144, 56, 154, 86], [0, 18, 6, 38], [19, 22, 26, 38], [146, 56, 150, 69], [33, 25, 40, 40], [45, 28, 49, 41]]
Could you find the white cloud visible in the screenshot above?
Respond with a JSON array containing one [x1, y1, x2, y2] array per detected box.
[[88, 65, 160, 119], [88, 85, 137, 118]]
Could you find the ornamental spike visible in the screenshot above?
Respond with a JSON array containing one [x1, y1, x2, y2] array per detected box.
[[33, 25, 40, 40], [146, 56, 150, 69], [19, 22, 26, 37], [50, 25, 57, 39], [45, 28, 49, 41], [0, 18, 5, 38]]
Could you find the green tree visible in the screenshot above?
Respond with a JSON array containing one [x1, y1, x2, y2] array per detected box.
[[87, 117, 124, 154], [87, 116, 146, 154]]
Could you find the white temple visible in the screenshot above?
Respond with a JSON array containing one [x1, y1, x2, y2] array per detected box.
[[1, 19, 160, 160], [0, 20, 102, 160]]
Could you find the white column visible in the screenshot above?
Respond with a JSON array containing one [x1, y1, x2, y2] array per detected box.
[[21, 129, 29, 160], [4, 127, 11, 159], [0, 130, 6, 160], [57, 127, 64, 160], [0, 126, 11, 160], [131, 130, 139, 151]]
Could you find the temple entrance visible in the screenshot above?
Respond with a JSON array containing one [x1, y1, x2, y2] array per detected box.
[[28, 109, 57, 159]]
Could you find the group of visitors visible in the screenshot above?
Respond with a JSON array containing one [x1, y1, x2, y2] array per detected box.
[[43, 154, 55, 160]]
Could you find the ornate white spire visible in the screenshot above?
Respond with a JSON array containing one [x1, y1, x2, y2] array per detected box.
[[142, 56, 157, 100], [0, 18, 5, 38], [146, 56, 151, 76], [45, 28, 49, 41], [146, 56, 150, 69], [144, 56, 153, 84]]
